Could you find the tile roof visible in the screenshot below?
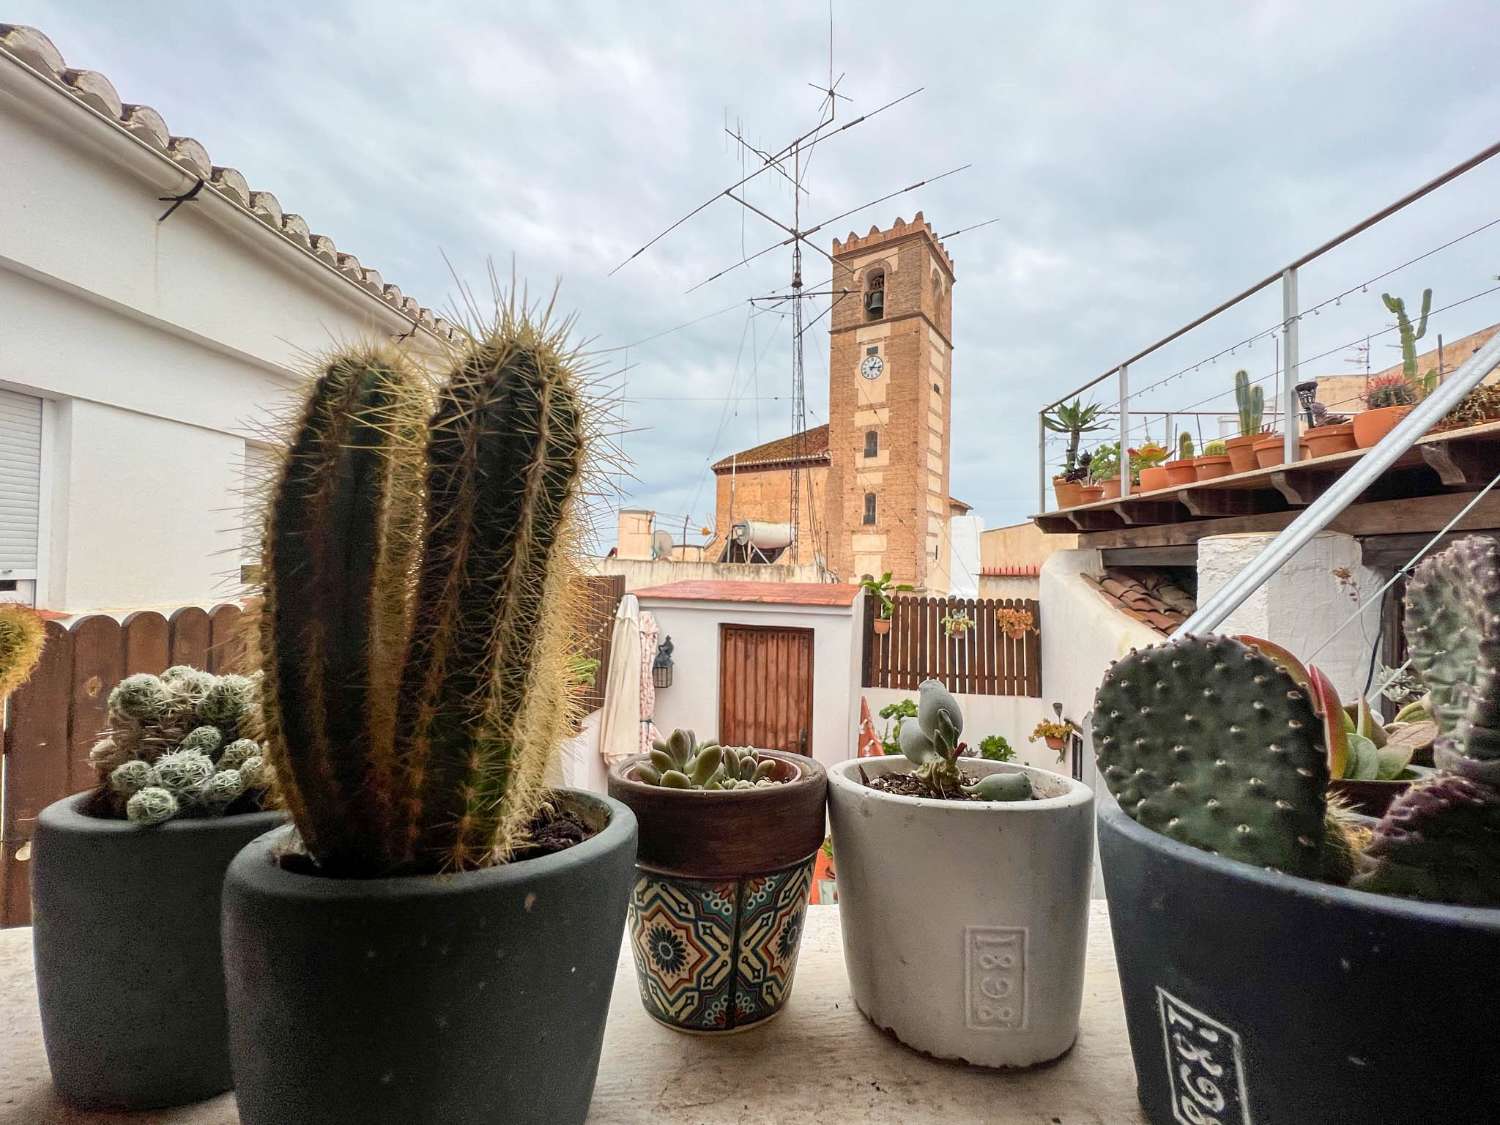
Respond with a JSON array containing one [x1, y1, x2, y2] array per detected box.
[[712, 425, 830, 473], [1082, 567, 1196, 634], [633, 580, 861, 607], [0, 24, 452, 340]]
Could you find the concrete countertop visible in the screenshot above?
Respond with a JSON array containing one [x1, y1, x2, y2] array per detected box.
[[0, 901, 1143, 1124]]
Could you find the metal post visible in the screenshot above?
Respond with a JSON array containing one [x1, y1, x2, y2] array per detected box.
[[1175, 330, 1500, 637], [1038, 412, 1047, 512], [1118, 365, 1131, 498], [1282, 267, 1300, 463]]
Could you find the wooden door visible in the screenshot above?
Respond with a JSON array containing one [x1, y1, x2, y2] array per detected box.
[[718, 625, 814, 755]]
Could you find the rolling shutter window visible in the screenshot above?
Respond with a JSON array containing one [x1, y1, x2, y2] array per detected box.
[[0, 389, 42, 577]]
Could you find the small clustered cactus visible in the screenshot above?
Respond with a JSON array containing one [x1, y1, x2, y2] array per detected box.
[[89, 667, 271, 826], [0, 603, 46, 704], [1176, 431, 1194, 460], [1362, 372, 1417, 409], [637, 729, 781, 790], [899, 680, 1033, 802]]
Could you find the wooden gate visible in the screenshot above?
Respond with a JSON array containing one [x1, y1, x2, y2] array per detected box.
[[1, 605, 247, 927], [718, 625, 814, 755]]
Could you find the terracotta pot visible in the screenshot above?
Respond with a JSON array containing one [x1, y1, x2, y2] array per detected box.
[[1051, 476, 1083, 509], [1076, 484, 1104, 504], [1044, 735, 1064, 751], [1193, 454, 1232, 481], [1164, 458, 1197, 487], [1304, 422, 1358, 459], [1353, 405, 1412, 448], [1138, 465, 1170, 492], [1253, 434, 1285, 468], [1225, 434, 1259, 474], [873, 617, 890, 636], [1097, 476, 1122, 500]]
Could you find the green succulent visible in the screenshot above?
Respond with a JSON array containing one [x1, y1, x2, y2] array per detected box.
[[901, 679, 1032, 801], [636, 729, 779, 790]]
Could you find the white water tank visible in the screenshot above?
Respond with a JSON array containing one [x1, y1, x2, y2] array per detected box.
[[730, 521, 793, 550]]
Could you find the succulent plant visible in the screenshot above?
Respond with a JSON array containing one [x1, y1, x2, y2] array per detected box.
[[636, 729, 780, 790], [1362, 373, 1417, 409], [260, 303, 591, 876], [1353, 774, 1500, 905], [93, 667, 273, 824], [900, 679, 1032, 801], [0, 604, 45, 703], [1203, 439, 1227, 457], [1093, 635, 1352, 880], [1234, 369, 1264, 438]]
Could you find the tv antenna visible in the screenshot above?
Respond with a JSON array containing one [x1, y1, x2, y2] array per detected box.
[[1345, 336, 1372, 375], [611, 3, 995, 575]]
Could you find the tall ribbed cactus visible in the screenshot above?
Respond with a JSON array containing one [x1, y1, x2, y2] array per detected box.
[[1234, 369, 1263, 438], [260, 307, 589, 876], [1381, 288, 1432, 387]]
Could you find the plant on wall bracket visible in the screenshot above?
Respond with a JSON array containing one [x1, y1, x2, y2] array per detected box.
[[861, 571, 914, 621], [994, 605, 1036, 640], [941, 609, 974, 637]]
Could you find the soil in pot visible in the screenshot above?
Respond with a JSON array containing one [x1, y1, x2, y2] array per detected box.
[[1353, 404, 1412, 448], [1224, 434, 1258, 473], [1193, 454, 1232, 481], [222, 790, 637, 1125], [1252, 434, 1285, 468], [1138, 465, 1171, 492], [1304, 422, 1357, 458], [31, 793, 284, 1110], [1097, 790, 1500, 1122], [608, 748, 826, 1033], [828, 757, 1094, 1069], [1163, 459, 1196, 487]]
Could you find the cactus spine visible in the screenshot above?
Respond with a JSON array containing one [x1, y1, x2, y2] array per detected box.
[[260, 302, 590, 875], [1234, 369, 1264, 438], [0, 604, 45, 704], [1381, 288, 1432, 387]]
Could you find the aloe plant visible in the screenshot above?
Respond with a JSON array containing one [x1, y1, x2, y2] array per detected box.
[[260, 301, 590, 876], [1043, 398, 1106, 477]]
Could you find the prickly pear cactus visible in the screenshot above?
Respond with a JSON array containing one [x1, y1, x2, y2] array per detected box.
[[636, 729, 780, 790], [1093, 635, 1330, 878], [1403, 536, 1500, 784], [1353, 774, 1500, 906]]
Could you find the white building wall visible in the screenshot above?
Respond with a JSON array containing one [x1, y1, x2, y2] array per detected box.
[[636, 596, 863, 771]]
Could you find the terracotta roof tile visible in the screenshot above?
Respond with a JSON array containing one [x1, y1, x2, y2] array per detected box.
[[0, 24, 453, 342], [981, 565, 1040, 577], [633, 580, 860, 607], [712, 425, 830, 472], [1082, 567, 1197, 635]]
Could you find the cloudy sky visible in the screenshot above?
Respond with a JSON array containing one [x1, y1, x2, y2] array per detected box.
[[14, 1, 1500, 538]]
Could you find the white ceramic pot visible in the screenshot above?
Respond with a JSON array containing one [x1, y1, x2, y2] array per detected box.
[[827, 756, 1094, 1068]]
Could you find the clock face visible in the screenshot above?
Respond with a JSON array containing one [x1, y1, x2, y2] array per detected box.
[[860, 354, 885, 380]]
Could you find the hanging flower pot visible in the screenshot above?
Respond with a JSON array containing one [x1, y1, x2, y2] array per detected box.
[[873, 616, 891, 636]]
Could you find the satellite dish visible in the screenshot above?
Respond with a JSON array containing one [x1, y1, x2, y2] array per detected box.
[[651, 530, 675, 560]]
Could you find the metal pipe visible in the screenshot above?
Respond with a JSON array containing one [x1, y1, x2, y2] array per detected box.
[[1281, 268, 1300, 464], [1118, 365, 1131, 498], [1038, 137, 1500, 412], [1038, 412, 1047, 512], [1175, 329, 1500, 637]]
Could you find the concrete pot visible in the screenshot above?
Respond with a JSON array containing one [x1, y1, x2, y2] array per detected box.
[[827, 757, 1094, 1068], [608, 749, 826, 1033], [30, 793, 283, 1110], [222, 790, 636, 1125], [1098, 789, 1500, 1123]]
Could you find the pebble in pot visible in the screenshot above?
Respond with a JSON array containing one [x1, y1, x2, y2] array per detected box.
[[828, 680, 1095, 1069], [222, 311, 637, 1125]]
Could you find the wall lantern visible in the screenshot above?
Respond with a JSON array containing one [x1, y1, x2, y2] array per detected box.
[[652, 636, 674, 689], [1295, 380, 1320, 427]]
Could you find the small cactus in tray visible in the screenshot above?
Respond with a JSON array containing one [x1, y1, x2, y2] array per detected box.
[[89, 668, 272, 826], [636, 729, 782, 790]]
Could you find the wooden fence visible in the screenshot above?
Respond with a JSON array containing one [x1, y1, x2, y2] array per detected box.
[[1, 605, 249, 927], [861, 595, 1042, 697], [574, 574, 626, 714]]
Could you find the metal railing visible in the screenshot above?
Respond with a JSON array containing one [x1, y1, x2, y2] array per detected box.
[[1037, 138, 1500, 510]]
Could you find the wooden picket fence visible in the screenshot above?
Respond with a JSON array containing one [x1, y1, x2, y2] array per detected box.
[[861, 594, 1042, 697], [574, 573, 626, 714], [1, 604, 250, 927]]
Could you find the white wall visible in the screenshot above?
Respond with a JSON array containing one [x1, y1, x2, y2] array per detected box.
[[860, 686, 1067, 772], [978, 576, 1041, 601], [947, 514, 983, 598], [636, 594, 863, 771], [589, 556, 821, 591]]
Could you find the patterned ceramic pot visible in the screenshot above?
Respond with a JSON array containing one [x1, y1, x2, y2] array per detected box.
[[607, 748, 827, 1033]]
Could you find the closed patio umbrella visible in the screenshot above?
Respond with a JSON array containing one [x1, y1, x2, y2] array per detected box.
[[598, 594, 642, 767]]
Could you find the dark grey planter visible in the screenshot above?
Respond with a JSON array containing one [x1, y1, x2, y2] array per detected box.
[[1098, 790, 1500, 1124], [30, 792, 284, 1109], [222, 789, 637, 1125]]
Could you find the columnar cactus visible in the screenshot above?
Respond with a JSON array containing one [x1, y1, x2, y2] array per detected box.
[[636, 729, 780, 790], [0, 604, 45, 703], [1234, 369, 1264, 438], [260, 303, 591, 876], [1177, 431, 1194, 460], [91, 667, 273, 825], [1381, 288, 1432, 389]]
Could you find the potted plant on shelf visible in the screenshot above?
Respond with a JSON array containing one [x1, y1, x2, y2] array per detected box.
[[31, 666, 281, 1110], [861, 571, 913, 635], [1252, 428, 1289, 468], [1044, 398, 1106, 508], [606, 730, 826, 1032], [1193, 438, 1232, 480], [1133, 441, 1171, 491], [1164, 431, 1197, 487], [1090, 441, 1123, 499], [220, 314, 638, 1125], [1303, 400, 1356, 457], [1354, 289, 1432, 448], [1092, 536, 1500, 1124], [828, 680, 1094, 1068], [1224, 368, 1264, 473]]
